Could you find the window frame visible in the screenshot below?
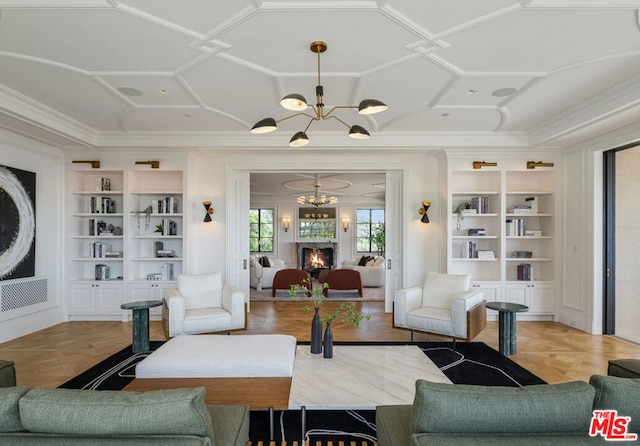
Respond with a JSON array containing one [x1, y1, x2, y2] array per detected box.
[[356, 208, 385, 253], [249, 208, 274, 253]]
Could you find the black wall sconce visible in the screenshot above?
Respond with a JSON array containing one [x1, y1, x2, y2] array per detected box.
[[472, 161, 497, 169], [526, 161, 554, 169], [203, 201, 214, 222], [72, 160, 100, 168], [419, 201, 430, 223], [135, 160, 160, 169]]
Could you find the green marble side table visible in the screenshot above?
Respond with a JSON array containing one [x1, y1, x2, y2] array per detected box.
[[485, 301, 529, 356], [121, 300, 163, 353]]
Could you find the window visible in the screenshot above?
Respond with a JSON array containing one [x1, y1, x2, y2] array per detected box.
[[249, 208, 274, 252], [356, 209, 385, 253], [297, 207, 336, 239]]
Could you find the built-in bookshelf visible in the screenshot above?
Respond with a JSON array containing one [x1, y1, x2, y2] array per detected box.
[[67, 165, 186, 320], [447, 160, 559, 319]]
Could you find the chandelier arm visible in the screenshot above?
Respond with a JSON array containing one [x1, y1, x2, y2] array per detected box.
[[322, 105, 359, 119], [274, 112, 317, 124], [325, 114, 352, 130], [302, 117, 316, 133]]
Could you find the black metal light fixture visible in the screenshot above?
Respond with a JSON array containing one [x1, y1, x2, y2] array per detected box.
[[250, 41, 388, 147], [419, 201, 430, 224]]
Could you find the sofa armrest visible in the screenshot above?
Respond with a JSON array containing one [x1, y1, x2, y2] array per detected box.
[[376, 405, 412, 446], [165, 289, 185, 337], [394, 286, 423, 328], [222, 285, 246, 329], [207, 404, 250, 446], [451, 290, 484, 339]]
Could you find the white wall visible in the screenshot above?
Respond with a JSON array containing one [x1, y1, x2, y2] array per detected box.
[[0, 129, 65, 342]]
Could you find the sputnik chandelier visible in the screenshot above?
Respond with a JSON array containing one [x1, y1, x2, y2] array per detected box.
[[251, 41, 388, 147], [297, 174, 338, 207]]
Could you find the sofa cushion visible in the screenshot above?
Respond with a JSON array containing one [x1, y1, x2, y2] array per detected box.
[[19, 387, 213, 439], [590, 374, 640, 435], [0, 386, 29, 432], [607, 359, 640, 378], [358, 255, 372, 266], [410, 379, 594, 435]]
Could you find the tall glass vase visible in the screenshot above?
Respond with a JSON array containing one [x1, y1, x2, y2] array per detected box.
[[323, 322, 333, 359], [311, 307, 322, 354]]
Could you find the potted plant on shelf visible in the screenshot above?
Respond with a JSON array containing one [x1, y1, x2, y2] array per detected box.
[[289, 279, 370, 358], [454, 201, 471, 231], [133, 205, 153, 233]]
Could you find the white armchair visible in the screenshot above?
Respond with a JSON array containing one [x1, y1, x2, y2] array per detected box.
[[394, 271, 486, 342], [163, 272, 246, 338], [249, 255, 287, 290]]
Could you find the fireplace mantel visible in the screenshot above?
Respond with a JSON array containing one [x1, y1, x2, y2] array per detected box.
[[296, 242, 338, 270]]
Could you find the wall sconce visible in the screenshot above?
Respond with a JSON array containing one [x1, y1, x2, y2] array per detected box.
[[135, 160, 160, 169], [419, 201, 430, 224], [72, 160, 100, 168], [472, 161, 497, 169], [203, 201, 214, 222], [282, 217, 291, 232], [527, 161, 555, 169], [341, 217, 350, 232]]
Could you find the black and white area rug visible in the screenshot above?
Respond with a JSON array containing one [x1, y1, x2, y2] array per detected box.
[[60, 340, 545, 445]]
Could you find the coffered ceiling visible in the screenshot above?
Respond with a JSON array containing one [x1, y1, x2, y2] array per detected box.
[[0, 1, 639, 150]]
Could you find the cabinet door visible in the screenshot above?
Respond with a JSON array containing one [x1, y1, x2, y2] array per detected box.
[[529, 283, 555, 313], [68, 284, 96, 313], [95, 283, 123, 312], [505, 284, 528, 306], [471, 282, 501, 303]]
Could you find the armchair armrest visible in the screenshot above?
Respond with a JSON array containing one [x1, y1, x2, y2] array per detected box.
[[394, 286, 423, 328], [164, 288, 185, 337], [223, 285, 246, 329], [451, 290, 485, 339]]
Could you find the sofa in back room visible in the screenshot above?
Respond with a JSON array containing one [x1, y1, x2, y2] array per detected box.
[[342, 255, 385, 287], [0, 386, 249, 445], [376, 375, 640, 445], [249, 254, 287, 289]]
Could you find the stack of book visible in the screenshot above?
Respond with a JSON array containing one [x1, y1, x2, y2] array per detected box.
[[151, 197, 179, 214], [525, 196, 538, 213], [94, 264, 110, 280], [467, 228, 486, 236], [96, 177, 111, 191], [508, 205, 531, 214], [89, 196, 116, 214], [517, 263, 533, 281], [512, 251, 533, 258], [462, 241, 478, 258], [87, 241, 111, 258]]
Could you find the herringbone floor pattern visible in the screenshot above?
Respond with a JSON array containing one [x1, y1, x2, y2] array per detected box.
[[1, 301, 640, 389]]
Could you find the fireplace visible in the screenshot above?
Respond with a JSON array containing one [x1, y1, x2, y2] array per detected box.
[[296, 242, 338, 279]]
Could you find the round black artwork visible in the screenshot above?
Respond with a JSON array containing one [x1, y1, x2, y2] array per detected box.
[[0, 189, 20, 253]]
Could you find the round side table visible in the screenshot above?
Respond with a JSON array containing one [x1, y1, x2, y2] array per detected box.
[[121, 300, 163, 353], [485, 301, 529, 356]]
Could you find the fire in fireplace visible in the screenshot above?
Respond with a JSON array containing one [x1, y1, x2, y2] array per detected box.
[[301, 247, 334, 273]]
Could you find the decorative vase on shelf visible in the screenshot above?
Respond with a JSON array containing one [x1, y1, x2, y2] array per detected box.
[[323, 322, 333, 359], [311, 307, 322, 354]]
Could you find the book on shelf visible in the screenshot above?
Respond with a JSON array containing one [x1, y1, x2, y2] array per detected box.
[[525, 196, 538, 214], [525, 230, 543, 237], [511, 251, 533, 258], [506, 218, 526, 236], [95, 178, 111, 192], [94, 264, 110, 280], [467, 228, 486, 236], [89, 196, 116, 214], [477, 250, 495, 259], [471, 196, 489, 214], [508, 205, 531, 214], [517, 263, 533, 281], [88, 219, 109, 236], [461, 241, 477, 259], [87, 241, 112, 258], [151, 197, 179, 214]]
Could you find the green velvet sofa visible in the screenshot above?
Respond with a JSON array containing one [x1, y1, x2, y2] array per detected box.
[[0, 386, 249, 445], [376, 375, 640, 445]]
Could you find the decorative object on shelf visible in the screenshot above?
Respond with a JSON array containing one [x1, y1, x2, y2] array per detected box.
[[289, 279, 370, 357], [341, 217, 350, 232], [250, 41, 388, 147], [282, 217, 290, 232], [454, 202, 471, 230], [419, 201, 430, 224], [71, 160, 100, 168], [133, 205, 153, 232], [135, 160, 160, 169], [526, 161, 555, 169], [297, 174, 337, 207], [203, 201, 214, 222], [472, 161, 497, 169]]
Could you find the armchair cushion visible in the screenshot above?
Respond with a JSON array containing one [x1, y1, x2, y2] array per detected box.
[[0, 386, 28, 432], [179, 273, 222, 310], [421, 271, 470, 309]]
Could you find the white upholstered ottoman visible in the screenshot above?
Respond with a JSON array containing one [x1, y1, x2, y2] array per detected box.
[[135, 334, 297, 378]]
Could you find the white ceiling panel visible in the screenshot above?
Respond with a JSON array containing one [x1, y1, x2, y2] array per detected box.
[[99, 75, 199, 107], [436, 74, 534, 106], [124, 108, 246, 132], [387, 107, 503, 132]]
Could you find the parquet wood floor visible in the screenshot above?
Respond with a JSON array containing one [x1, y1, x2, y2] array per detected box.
[[1, 301, 640, 389]]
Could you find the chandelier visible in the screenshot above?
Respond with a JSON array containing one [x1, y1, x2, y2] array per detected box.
[[251, 41, 388, 147], [297, 175, 338, 207]]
